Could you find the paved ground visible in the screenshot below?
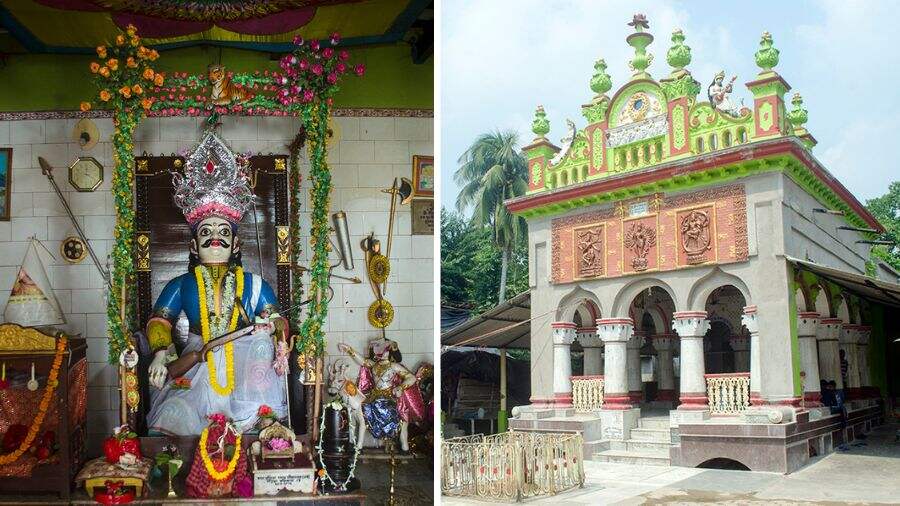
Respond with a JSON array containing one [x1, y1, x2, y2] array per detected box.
[[443, 423, 900, 505]]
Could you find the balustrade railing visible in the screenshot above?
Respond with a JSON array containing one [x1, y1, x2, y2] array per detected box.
[[571, 375, 604, 412], [705, 372, 750, 415], [441, 431, 584, 502]]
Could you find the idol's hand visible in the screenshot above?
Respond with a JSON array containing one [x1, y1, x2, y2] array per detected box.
[[273, 340, 289, 376], [149, 350, 169, 389], [338, 343, 351, 354]]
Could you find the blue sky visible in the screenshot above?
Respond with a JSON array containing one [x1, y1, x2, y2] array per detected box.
[[441, 0, 900, 213]]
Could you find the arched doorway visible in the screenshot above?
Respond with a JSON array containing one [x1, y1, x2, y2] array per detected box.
[[628, 286, 676, 405], [703, 285, 748, 374]]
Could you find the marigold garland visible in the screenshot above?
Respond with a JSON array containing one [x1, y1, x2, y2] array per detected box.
[[195, 266, 244, 396], [199, 426, 242, 481], [0, 337, 67, 465]]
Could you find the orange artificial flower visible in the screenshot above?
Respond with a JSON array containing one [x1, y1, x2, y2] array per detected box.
[[99, 67, 110, 78], [130, 36, 140, 47], [137, 46, 148, 59], [153, 74, 164, 87], [116, 34, 125, 46], [141, 98, 152, 110], [96, 46, 107, 58], [119, 86, 131, 98], [126, 24, 137, 36], [142, 68, 154, 80], [107, 58, 118, 71], [149, 49, 159, 61], [89, 62, 100, 73], [132, 84, 143, 95], [79, 102, 91, 112], [99, 90, 111, 102], [126, 57, 137, 68]]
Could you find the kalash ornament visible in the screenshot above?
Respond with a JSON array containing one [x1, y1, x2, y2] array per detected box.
[[144, 130, 290, 436]]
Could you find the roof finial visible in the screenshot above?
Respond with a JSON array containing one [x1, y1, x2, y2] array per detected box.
[[590, 59, 612, 97], [666, 29, 691, 77], [754, 31, 780, 75], [626, 13, 654, 79], [788, 93, 808, 129], [531, 105, 550, 140]]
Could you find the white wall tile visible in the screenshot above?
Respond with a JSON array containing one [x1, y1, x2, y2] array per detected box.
[[10, 144, 33, 170], [395, 118, 430, 141], [160, 117, 200, 142], [0, 122, 10, 145], [333, 117, 359, 141], [11, 217, 47, 240], [359, 118, 395, 140], [374, 141, 409, 164], [10, 120, 44, 144], [339, 141, 374, 164]]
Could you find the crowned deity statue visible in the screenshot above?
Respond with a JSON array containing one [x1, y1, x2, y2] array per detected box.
[[707, 71, 742, 117], [145, 131, 290, 436], [338, 339, 424, 452]]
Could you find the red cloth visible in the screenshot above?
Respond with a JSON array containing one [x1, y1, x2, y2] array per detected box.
[[357, 366, 374, 394], [397, 385, 426, 424], [184, 424, 249, 498]]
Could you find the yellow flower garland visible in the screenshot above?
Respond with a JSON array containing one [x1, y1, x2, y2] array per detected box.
[[0, 337, 67, 465], [199, 426, 241, 481], [195, 266, 244, 396]]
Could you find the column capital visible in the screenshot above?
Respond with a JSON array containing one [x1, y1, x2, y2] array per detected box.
[[729, 334, 750, 351], [741, 305, 759, 334], [672, 311, 710, 338], [595, 318, 634, 343], [628, 330, 646, 349], [551, 321, 576, 345], [796, 311, 820, 337], [840, 324, 859, 345], [576, 328, 602, 348], [651, 333, 677, 351], [817, 318, 842, 341], [857, 325, 871, 346]]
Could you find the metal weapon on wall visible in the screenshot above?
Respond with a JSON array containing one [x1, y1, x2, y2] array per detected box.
[[37, 157, 111, 289], [361, 233, 393, 332], [380, 177, 412, 295]]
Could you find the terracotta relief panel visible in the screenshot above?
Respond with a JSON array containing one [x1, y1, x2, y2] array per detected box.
[[551, 185, 748, 284]]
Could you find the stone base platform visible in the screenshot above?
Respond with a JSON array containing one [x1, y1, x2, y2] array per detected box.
[[509, 406, 606, 456]]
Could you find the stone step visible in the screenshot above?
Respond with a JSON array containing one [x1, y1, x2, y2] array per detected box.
[[625, 439, 672, 453], [592, 449, 671, 466], [629, 427, 670, 442], [639, 417, 671, 430]]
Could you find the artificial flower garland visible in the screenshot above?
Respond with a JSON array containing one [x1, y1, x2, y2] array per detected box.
[[199, 425, 242, 481], [195, 266, 244, 396], [0, 337, 67, 465], [288, 143, 304, 331], [315, 399, 360, 491]]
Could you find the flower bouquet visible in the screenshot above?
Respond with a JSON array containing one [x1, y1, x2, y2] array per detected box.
[[184, 414, 251, 498]]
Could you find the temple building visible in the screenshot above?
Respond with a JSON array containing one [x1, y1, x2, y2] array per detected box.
[[503, 16, 896, 473]]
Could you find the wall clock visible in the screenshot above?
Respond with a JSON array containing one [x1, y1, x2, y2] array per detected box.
[[68, 157, 103, 192]]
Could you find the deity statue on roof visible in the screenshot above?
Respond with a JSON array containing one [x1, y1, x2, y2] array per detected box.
[[145, 130, 290, 436], [707, 71, 742, 117]]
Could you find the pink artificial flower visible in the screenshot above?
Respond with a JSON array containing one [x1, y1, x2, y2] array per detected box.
[[266, 437, 291, 451], [292, 35, 304, 46], [312, 64, 323, 75], [327, 97, 333, 106], [299, 59, 309, 70], [354, 63, 366, 76], [339, 50, 349, 61], [327, 73, 337, 84], [336, 62, 347, 73], [323, 48, 334, 58], [310, 40, 320, 51], [330, 32, 341, 45], [303, 89, 314, 102]]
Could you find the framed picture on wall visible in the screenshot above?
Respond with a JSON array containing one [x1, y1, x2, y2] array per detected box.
[[412, 155, 434, 198], [0, 148, 10, 221]]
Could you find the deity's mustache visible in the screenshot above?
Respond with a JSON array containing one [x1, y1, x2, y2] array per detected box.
[[201, 238, 231, 249]]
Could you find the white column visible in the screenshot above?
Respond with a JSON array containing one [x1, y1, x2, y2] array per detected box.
[[652, 334, 677, 402], [741, 305, 762, 405], [596, 318, 634, 409], [840, 324, 860, 396], [577, 328, 603, 375], [627, 330, 644, 403], [729, 334, 750, 372], [672, 311, 711, 411], [797, 312, 822, 406], [817, 318, 843, 390], [857, 326, 871, 397], [551, 322, 576, 407]]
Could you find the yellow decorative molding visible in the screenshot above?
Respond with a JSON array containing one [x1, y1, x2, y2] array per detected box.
[[0, 324, 58, 352]]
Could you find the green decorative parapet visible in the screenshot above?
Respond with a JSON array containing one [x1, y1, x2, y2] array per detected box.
[[524, 17, 807, 195]]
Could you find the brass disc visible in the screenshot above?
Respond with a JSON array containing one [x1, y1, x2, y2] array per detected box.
[[367, 299, 394, 328], [368, 254, 390, 284]]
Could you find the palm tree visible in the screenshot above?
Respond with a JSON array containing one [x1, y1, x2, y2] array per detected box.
[[455, 130, 529, 304]]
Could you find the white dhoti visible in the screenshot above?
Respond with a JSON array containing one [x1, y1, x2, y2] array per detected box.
[[147, 331, 288, 436]]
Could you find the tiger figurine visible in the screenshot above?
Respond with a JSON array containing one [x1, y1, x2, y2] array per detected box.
[[207, 64, 251, 105]]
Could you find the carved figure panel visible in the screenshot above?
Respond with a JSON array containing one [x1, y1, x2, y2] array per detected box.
[[623, 218, 657, 272], [678, 207, 715, 265], [575, 225, 605, 279]]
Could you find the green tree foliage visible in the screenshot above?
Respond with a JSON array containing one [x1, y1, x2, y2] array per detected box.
[[441, 207, 528, 314], [454, 131, 529, 304], [865, 182, 900, 271]]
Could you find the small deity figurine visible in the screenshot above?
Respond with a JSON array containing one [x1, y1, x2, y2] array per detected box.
[[337, 339, 424, 452], [145, 131, 290, 436], [707, 71, 742, 117]]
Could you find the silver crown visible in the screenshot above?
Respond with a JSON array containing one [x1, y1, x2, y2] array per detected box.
[[172, 130, 253, 226]]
